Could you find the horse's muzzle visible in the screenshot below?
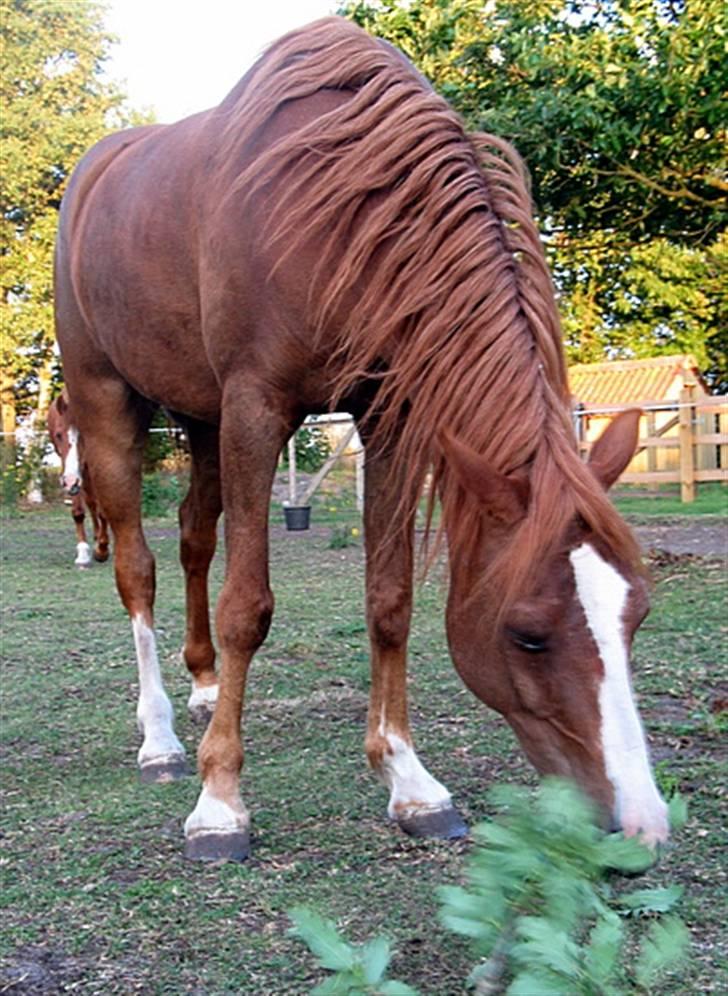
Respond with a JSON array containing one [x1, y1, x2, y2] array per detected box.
[[61, 476, 81, 496]]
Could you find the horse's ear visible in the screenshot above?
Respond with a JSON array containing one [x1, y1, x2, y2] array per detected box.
[[438, 430, 528, 524], [56, 390, 68, 415], [588, 409, 641, 491]]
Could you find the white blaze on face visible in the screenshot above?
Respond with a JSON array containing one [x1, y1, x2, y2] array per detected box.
[[62, 426, 81, 491], [132, 614, 186, 768], [570, 543, 668, 846]]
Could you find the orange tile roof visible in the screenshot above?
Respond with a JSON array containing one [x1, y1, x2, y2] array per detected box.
[[568, 355, 703, 406]]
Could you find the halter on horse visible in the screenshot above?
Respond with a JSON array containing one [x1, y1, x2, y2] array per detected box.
[[54, 17, 667, 861]]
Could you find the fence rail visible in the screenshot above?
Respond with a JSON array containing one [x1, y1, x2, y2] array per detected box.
[[574, 389, 728, 502], [3, 394, 726, 506]]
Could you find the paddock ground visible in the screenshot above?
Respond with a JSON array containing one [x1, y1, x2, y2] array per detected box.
[[1, 505, 726, 994]]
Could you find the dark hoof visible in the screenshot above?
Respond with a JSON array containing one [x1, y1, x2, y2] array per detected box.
[[94, 550, 109, 563], [184, 830, 250, 863], [188, 704, 214, 728], [397, 805, 468, 840], [139, 754, 189, 784]]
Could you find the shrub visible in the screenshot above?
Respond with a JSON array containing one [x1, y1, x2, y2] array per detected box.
[[284, 424, 332, 473], [290, 779, 688, 995], [141, 472, 184, 517]]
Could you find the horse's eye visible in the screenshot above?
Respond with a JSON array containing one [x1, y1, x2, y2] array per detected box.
[[507, 629, 549, 653]]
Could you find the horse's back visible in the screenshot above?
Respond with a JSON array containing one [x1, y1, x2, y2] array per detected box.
[[55, 114, 226, 420]]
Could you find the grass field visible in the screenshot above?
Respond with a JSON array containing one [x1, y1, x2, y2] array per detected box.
[[1, 500, 726, 994]]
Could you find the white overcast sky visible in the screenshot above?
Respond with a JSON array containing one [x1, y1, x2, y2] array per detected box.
[[104, 0, 338, 123]]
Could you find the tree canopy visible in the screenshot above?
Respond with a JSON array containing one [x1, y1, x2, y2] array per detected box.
[[1, 0, 123, 425], [342, 0, 727, 387]]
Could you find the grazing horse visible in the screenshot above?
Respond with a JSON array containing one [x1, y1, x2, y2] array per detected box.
[[54, 17, 668, 861], [47, 389, 110, 567]]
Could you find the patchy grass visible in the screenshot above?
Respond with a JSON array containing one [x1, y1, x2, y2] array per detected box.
[[0, 505, 726, 994], [613, 482, 727, 518]]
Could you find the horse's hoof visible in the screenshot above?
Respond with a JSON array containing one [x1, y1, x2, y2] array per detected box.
[[397, 804, 468, 840], [139, 754, 189, 784], [184, 830, 250, 862], [94, 550, 109, 563], [188, 702, 215, 727], [187, 683, 218, 726]]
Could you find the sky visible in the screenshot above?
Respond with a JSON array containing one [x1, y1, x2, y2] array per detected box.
[[104, 0, 338, 123]]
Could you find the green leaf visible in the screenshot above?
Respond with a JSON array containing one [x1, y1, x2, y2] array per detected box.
[[598, 834, 655, 873], [584, 912, 623, 985], [635, 916, 689, 987], [311, 974, 355, 996], [668, 793, 688, 829], [361, 935, 390, 986], [617, 885, 683, 916], [512, 916, 581, 978], [288, 907, 356, 972], [378, 982, 421, 995], [507, 970, 572, 995]]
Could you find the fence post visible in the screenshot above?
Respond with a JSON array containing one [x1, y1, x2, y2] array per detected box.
[[645, 410, 658, 492], [355, 447, 365, 513], [678, 385, 696, 503], [287, 436, 297, 505]]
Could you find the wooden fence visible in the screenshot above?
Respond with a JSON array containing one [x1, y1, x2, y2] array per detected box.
[[574, 388, 728, 502]]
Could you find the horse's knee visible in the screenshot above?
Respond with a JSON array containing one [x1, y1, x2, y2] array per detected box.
[[115, 542, 155, 613], [216, 586, 274, 652], [368, 584, 411, 649]]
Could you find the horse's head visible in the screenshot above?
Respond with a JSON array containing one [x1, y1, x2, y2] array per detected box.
[[441, 411, 668, 846], [48, 391, 82, 496]]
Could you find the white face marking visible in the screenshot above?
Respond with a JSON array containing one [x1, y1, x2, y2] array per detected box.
[[184, 786, 249, 840], [131, 614, 186, 768], [377, 720, 451, 819], [570, 543, 668, 845], [62, 427, 81, 489]]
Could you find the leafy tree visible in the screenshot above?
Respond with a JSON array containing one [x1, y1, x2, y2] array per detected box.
[[341, 0, 727, 387], [0, 0, 124, 428]]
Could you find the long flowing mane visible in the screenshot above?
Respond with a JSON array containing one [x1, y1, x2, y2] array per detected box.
[[220, 17, 642, 603]]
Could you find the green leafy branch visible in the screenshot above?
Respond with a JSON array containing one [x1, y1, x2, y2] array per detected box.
[[290, 780, 688, 994]]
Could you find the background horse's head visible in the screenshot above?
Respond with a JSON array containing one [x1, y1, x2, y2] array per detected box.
[[47, 390, 82, 496], [442, 410, 668, 846]]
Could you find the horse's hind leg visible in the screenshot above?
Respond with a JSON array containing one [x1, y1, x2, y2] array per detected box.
[[68, 374, 187, 782], [71, 494, 92, 567], [176, 418, 222, 724], [361, 437, 467, 839], [82, 469, 110, 563]]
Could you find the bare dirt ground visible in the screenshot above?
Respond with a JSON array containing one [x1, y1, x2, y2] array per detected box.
[[633, 520, 726, 560]]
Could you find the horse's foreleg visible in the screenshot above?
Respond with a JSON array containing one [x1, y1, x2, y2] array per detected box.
[[74, 381, 187, 783], [71, 494, 92, 567], [178, 420, 222, 724], [184, 396, 288, 862], [362, 443, 466, 839]]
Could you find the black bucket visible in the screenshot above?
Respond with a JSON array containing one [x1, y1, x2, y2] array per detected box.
[[283, 505, 311, 531]]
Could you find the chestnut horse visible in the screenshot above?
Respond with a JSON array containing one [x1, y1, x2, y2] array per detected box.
[[54, 17, 667, 861], [47, 389, 109, 567]]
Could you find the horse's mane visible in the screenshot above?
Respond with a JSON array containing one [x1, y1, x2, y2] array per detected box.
[[220, 17, 642, 607]]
